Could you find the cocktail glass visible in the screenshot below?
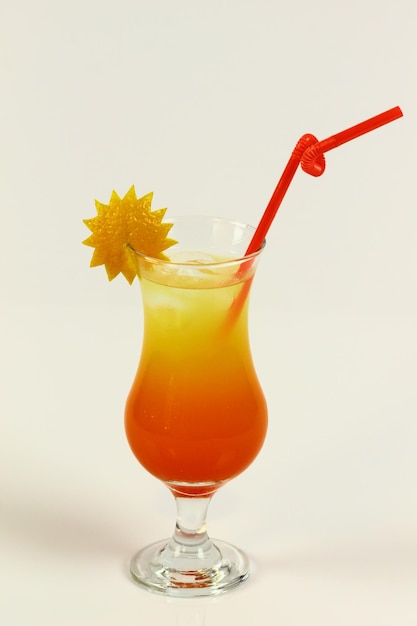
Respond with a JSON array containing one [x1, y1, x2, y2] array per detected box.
[[125, 215, 268, 597]]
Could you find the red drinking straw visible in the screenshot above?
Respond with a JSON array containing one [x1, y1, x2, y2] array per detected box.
[[246, 105, 403, 255], [221, 106, 403, 332]]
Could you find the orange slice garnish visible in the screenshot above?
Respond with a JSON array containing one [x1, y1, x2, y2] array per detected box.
[[83, 185, 177, 283]]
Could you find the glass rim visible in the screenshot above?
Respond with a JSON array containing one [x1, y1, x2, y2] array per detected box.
[[126, 215, 266, 268]]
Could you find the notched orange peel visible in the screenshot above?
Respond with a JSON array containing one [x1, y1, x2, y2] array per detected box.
[[83, 185, 177, 283]]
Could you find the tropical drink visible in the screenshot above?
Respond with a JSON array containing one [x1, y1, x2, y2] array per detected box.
[[84, 204, 268, 594], [83, 106, 403, 596]]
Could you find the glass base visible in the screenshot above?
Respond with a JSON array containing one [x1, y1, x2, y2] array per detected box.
[[129, 538, 250, 597]]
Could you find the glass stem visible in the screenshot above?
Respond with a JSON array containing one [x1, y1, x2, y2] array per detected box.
[[160, 497, 221, 572]]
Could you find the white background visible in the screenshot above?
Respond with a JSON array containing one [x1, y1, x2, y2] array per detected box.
[[0, 1, 416, 624]]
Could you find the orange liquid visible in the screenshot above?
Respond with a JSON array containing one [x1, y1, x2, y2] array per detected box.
[[125, 271, 267, 489]]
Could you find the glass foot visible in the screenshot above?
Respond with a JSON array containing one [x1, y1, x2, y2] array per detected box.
[[129, 538, 250, 597]]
